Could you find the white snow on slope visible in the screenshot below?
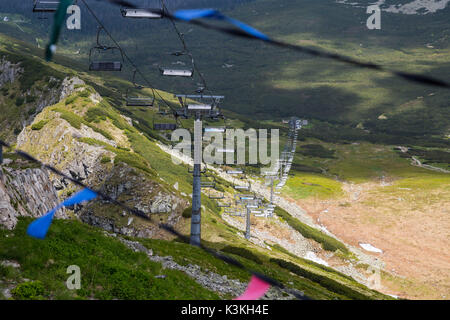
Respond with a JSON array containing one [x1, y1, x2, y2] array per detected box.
[[305, 251, 329, 266], [359, 243, 383, 253], [336, 0, 450, 15]]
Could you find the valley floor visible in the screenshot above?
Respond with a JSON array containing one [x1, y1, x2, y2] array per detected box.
[[281, 142, 450, 300]]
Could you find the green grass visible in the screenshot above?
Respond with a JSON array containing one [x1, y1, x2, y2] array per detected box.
[[284, 173, 343, 199], [136, 236, 386, 300], [0, 218, 387, 300], [0, 218, 219, 300]]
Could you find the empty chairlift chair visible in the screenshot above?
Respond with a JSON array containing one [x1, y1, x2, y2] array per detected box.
[[153, 123, 177, 131], [159, 51, 194, 77], [175, 94, 224, 120], [89, 27, 124, 72], [208, 190, 224, 200], [125, 70, 155, 107], [234, 181, 251, 191], [153, 111, 177, 132], [33, 0, 60, 12], [120, 8, 162, 19], [217, 201, 231, 208], [200, 177, 216, 189]]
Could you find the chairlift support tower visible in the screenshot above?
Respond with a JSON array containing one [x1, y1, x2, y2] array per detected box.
[[186, 96, 224, 247]]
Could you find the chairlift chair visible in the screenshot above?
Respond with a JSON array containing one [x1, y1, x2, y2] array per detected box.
[[217, 201, 231, 208], [200, 177, 216, 189], [233, 181, 251, 191], [237, 194, 255, 201], [226, 169, 244, 175], [89, 27, 124, 72], [175, 94, 224, 119], [208, 190, 224, 200], [204, 127, 226, 133], [125, 70, 155, 107], [159, 51, 194, 77], [121, 8, 162, 19], [33, 0, 60, 12]]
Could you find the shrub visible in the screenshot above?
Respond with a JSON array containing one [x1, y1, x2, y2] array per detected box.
[[182, 206, 192, 218], [27, 107, 37, 116], [65, 95, 77, 105], [298, 144, 336, 159], [31, 120, 50, 131], [91, 127, 114, 141], [57, 109, 82, 129], [11, 281, 45, 300], [221, 245, 263, 264], [275, 207, 349, 254], [15, 97, 25, 106], [270, 258, 368, 300], [78, 90, 90, 98], [114, 151, 154, 175], [101, 156, 111, 164], [26, 96, 37, 103]]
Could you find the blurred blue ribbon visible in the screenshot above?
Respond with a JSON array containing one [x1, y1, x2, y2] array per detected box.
[[27, 188, 98, 239], [174, 9, 270, 41]]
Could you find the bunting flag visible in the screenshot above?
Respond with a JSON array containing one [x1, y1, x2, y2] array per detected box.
[[234, 275, 271, 300], [45, 0, 73, 61], [27, 188, 98, 239], [173, 9, 270, 41]]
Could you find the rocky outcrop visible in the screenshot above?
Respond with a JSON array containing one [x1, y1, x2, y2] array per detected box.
[[79, 164, 189, 239], [0, 166, 62, 229], [0, 57, 22, 87]]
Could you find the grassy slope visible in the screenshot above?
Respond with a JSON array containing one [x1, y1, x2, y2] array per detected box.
[[0, 218, 219, 300], [0, 218, 390, 300], [0, 33, 395, 300]]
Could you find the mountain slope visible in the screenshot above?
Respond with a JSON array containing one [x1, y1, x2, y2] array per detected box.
[[0, 34, 393, 300]]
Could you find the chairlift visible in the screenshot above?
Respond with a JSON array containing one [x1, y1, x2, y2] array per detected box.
[[175, 94, 224, 119], [125, 69, 154, 107], [121, 8, 162, 19], [227, 169, 244, 175], [204, 127, 226, 133], [200, 176, 216, 189], [89, 27, 124, 72], [208, 190, 224, 200], [234, 181, 251, 191], [33, 0, 60, 13], [153, 123, 177, 131], [217, 201, 231, 208], [159, 51, 194, 77]]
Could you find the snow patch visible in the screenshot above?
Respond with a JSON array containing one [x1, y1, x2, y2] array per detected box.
[[359, 243, 383, 253], [336, 0, 450, 15], [304, 251, 329, 266]]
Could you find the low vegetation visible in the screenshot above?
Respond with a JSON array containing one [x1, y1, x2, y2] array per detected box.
[[0, 218, 219, 300], [274, 207, 349, 254]]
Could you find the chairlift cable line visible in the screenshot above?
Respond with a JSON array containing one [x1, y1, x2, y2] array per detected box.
[[80, 0, 184, 128], [159, 0, 211, 96], [93, 0, 450, 89], [0, 139, 309, 300]]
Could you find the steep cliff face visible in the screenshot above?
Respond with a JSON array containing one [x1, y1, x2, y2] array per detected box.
[[0, 55, 71, 142], [0, 164, 62, 230], [15, 79, 190, 239]]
